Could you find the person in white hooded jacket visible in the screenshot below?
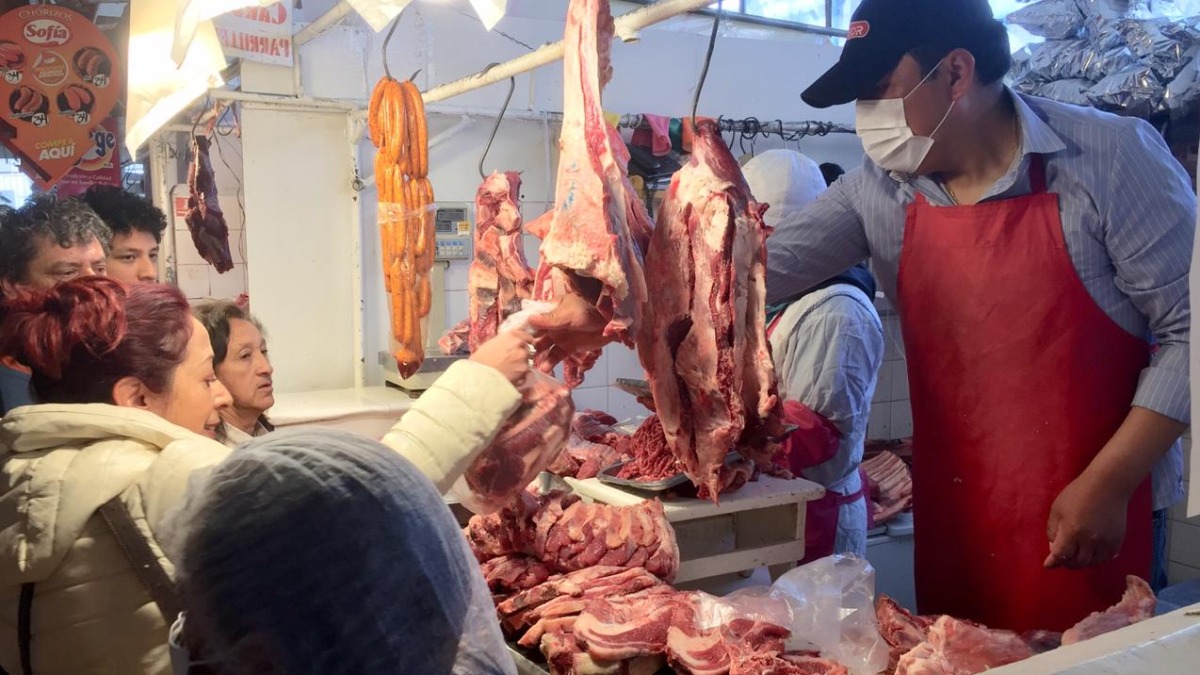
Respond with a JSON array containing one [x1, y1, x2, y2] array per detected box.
[[742, 149, 885, 561], [0, 277, 533, 674]]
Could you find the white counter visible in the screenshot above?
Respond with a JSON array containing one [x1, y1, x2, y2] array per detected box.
[[992, 604, 1200, 674], [270, 385, 414, 439]]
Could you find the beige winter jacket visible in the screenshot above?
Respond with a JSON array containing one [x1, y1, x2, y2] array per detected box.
[[0, 360, 521, 674], [0, 404, 231, 675]]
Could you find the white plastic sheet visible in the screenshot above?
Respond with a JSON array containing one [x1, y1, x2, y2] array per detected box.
[[348, 0, 416, 32], [173, 0, 279, 65], [349, 0, 507, 33], [127, 0, 228, 154]]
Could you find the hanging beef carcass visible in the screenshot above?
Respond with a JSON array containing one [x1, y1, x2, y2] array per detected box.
[[533, 0, 652, 388], [441, 171, 535, 354], [637, 119, 783, 499], [185, 136, 234, 273]]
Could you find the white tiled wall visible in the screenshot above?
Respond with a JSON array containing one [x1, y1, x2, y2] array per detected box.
[[1167, 433, 1200, 585], [869, 295, 912, 442], [170, 135, 248, 304]]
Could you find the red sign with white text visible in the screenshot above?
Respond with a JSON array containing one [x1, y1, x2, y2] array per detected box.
[[215, 1, 294, 67]]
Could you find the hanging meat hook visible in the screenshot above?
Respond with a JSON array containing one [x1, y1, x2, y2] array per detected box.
[[478, 62, 517, 179], [690, 0, 722, 132]]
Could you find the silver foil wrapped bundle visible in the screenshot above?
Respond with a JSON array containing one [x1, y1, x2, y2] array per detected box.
[[1007, 0, 1200, 117], [1118, 18, 1194, 78], [1008, 0, 1086, 40], [1086, 64, 1164, 116], [1162, 45, 1200, 112], [1033, 78, 1097, 105]]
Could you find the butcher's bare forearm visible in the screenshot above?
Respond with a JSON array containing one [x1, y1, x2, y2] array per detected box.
[[1080, 406, 1186, 500]]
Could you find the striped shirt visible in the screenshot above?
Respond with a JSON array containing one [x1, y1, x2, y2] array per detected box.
[[766, 91, 1193, 511]]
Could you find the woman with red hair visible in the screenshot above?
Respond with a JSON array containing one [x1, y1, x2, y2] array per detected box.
[[0, 276, 543, 674], [0, 276, 232, 674]]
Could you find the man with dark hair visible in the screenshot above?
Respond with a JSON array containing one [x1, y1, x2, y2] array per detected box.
[[529, 0, 1192, 632], [774, 0, 1191, 630], [818, 162, 844, 187], [82, 185, 167, 284], [0, 194, 111, 414]]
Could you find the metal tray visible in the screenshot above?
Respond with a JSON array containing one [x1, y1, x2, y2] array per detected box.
[[597, 452, 744, 492], [614, 377, 652, 399]]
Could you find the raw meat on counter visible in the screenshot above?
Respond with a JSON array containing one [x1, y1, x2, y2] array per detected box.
[[1061, 574, 1155, 645], [894, 617, 1033, 675], [533, 0, 652, 388], [184, 136, 234, 273], [549, 410, 636, 479], [616, 414, 678, 482], [506, 569, 847, 675], [480, 554, 553, 595], [574, 409, 633, 452], [458, 370, 574, 513], [441, 171, 536, 355], [861, 451, 913, 525], [637, 118, 783, 500], [878, 576, 1155, 674], [465, 490, 680, 584]]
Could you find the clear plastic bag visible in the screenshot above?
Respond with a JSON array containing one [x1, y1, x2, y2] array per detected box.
[[767, 556, 890, 675], [452, 301, 575, 514]]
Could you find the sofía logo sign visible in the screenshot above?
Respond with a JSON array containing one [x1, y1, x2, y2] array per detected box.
[[24, 20, 70, 46]]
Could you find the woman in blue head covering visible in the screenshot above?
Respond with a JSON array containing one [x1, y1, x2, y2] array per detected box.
[[163, 428, 515, 675]]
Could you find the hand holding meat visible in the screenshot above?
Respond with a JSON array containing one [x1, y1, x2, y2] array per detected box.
[[528, 291, 612, 369], [471, 330, 535, 385], [1044, 473, 1128, 569]]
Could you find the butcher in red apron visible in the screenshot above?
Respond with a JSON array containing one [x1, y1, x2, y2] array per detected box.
[[743, 150, 885, 562], [529, 0, 1192, 633], [898, 155, 1152, 631]]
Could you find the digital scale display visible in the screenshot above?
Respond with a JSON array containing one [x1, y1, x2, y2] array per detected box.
[[434, 204, 473, 260]]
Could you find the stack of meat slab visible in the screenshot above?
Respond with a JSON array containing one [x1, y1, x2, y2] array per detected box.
[[861, 451, 913, 525], [636, 118, 784, 500], [464, 490, 852, 674], [877, 576, 1155, 674], [530, 0, 653, 388]]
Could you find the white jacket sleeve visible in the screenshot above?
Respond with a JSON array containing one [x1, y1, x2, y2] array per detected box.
[[381, 360, 523, 493]]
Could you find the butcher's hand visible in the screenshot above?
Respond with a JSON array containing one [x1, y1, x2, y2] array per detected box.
[[1044, 473, 1128, 570], [471, 330, 534, 386], [527, 292, 612, 372]]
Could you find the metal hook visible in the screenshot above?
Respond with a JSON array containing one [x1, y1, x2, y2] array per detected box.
[[382, 14, 402, 80], [478, 63, 516, 179], [691, 0, 722, 133]]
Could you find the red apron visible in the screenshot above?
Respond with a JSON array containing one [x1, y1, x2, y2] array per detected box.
[[768, 314, 870, 563], [897, 156, 1151, 632]]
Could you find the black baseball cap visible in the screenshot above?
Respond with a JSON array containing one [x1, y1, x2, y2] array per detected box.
[[802, 0, 1003, 109]]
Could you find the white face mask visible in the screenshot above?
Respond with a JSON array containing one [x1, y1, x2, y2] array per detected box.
[[855, 63, 956, 175], [169, 612, 226, 675]]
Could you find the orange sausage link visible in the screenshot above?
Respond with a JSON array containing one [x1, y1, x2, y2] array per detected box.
[[418, 274, 431, 317]]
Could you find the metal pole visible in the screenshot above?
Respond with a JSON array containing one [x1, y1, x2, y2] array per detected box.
[[421, 0, 715, 104], [294, 0, 356, 47], [206, 89, 358, 112]]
